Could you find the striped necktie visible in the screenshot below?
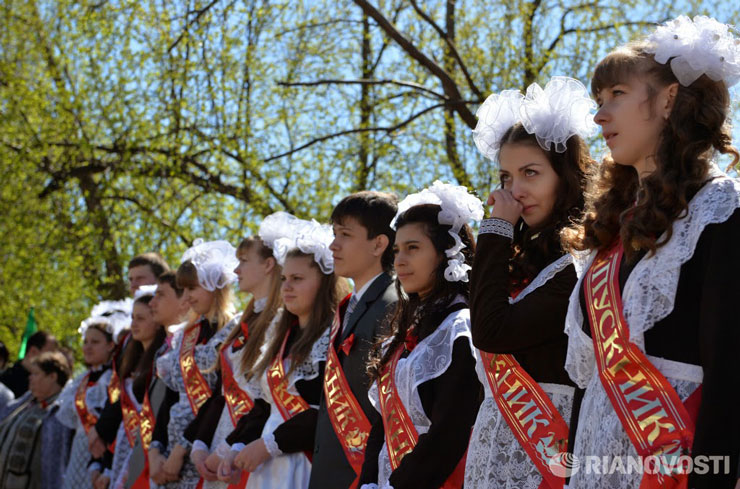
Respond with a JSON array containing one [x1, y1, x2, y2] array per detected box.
[[342, 293, 359, 332]]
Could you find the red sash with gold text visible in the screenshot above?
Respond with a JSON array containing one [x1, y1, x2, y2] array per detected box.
[[140, 388, 155, 450], [179, 324, 212, 415], [74, 373, 99, 434], [481, 350, 568, 489], [584, 241, 698, 489], [266, 328, 312, 461], [377, 344, 466, 489], [130, 388, 156, 489], [324, 295, 372, 489], [119, 380, 139, 447], [107, 332, 130, 404], [107, 366, 121, 404], [221, 324, 255, 426]]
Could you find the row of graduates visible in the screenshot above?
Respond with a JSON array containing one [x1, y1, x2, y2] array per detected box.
[[57, 15, 740, 489]]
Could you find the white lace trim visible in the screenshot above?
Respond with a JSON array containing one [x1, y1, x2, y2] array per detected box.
[[248, 309, 330, 398], [285, 324, 330, 396], [465, 384, 575, 489], [479, 218, 514, 240], [473, 254, 573, 396], [510, 254, 572, 304], [569, 365, 700, 488], [262, 432, 283, 457], [254, 297, 268, 313], [156, 328, 183, 390], [564, 167, 740, 388], [360, 485, 393, 489], [56, 368, 112, 430], [368, 307, 474, 420]]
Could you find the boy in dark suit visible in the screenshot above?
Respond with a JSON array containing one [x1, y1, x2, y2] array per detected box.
[[309, 191, 398, 489]]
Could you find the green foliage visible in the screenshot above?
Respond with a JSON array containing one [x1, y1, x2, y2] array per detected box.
[[0, 0, 736, 357]]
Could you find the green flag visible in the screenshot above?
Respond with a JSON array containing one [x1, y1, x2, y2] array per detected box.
[[18, 307, 37, 360]]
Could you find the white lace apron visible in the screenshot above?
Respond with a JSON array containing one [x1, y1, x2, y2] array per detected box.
[[564, 169, 740, 488], [365, 307, 474, 489], [244, 315, 329, 489], [464, 254, 575, 489]]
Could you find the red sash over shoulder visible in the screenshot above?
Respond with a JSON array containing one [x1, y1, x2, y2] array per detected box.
[[74, 372, 99, 434], [130, 387, 157, 489], [480, 286, 569, 489], [377, 344, 466, 489], [108, 332, 131, 404], [584, 240, 700, 489], [481, 350, 569, 489], [119, 380, 139, 447], [266, 327, 312, 461], [108, 366, 121, 404], [179, 323, 212, 415], [324, 294, 372, 489], [221, 321, 255, 426], [221, 320, 254, 489], [140, 388, 155, 450]]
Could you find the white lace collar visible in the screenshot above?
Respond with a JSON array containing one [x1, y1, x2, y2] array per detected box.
[[509, 254, 572, 304], [564, 166, 740, 388], [254, 309, 331, 395], [253, 297, 268, 313]]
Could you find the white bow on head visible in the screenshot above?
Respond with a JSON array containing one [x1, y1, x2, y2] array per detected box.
[[181, 239, 239, 291], [258, 211, 335, 274], [78, 298, 133, 343], [646, 15, 740, 87], [473, 76, 597, 161], [393, 180, 484, 283]]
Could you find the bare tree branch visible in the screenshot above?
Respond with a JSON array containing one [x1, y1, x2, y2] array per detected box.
[[104, 194, 193, 245], [168, 0, 222, 53], [352, 0, 477, 128], [277, 78, 447, 100], [522, 0, 543, 87], [274, 19, 365, 37], [263, 102, 445, 162], [538, 19, 662, 75], [441, 0, 471, 188], [408, 0, 482, 100]]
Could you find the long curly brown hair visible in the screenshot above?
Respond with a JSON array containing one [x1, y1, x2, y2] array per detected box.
[[367, 204, 476, 380], [499, 123, 592, 290], [562, 41, 739, 260]]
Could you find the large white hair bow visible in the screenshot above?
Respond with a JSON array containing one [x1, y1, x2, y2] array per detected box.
[[78, 298, 133, 343], [181, 239, 239, 291], [473, 76, 597, 161], [259, 212, 335, 274], [393, 180, 484, 283], [646, 15, 740, 87]]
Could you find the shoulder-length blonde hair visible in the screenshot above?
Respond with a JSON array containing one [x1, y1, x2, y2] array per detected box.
[[216, 237, 284, 374], [176, 260, 236, 330]]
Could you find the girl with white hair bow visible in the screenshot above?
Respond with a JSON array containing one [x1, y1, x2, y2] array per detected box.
[[149, 239, 240, 489]]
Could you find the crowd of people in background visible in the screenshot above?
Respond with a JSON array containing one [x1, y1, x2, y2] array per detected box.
[[0, 14, 739, 489]]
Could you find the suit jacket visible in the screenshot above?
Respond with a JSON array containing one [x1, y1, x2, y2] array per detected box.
[[308, 272, 397, 489]]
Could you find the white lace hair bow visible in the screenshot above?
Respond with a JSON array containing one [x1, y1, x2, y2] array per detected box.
[[133, 284, 157, 301], [646, 15, 740, 87], [392, 180, 484, 283], [258, 211, 335, 274], [78, 298, 133, 343], [473, 76, 597, 160], [181, 239, 239, 291]]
